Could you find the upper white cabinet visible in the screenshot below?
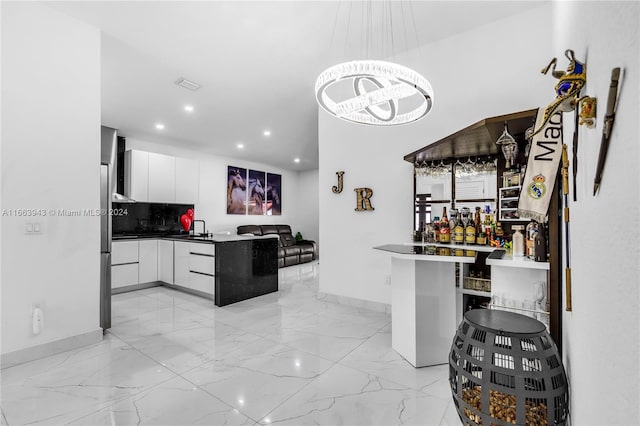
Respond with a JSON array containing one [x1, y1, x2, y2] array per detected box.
[[148, 152, 176, 203], [125, 149, 198, 204], [175, 157, 199, 204], [125, 150, 149, 202]]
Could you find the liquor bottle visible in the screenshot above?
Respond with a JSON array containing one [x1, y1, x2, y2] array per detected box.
[[526, 220, 539, 259], [465, 208, 478, 245], [439, 212, 451, 243], [535, 223, 547, 262], [432, 216, 440, 242], [453, 210, 464, 245]]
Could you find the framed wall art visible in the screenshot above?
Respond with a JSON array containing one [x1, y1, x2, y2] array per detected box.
[[227, 166, 247, 215], [266, 173, 281, 215], [248, 169, 266, 215]]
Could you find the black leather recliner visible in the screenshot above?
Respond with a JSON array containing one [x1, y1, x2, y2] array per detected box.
[[237, 224, 317, 268]]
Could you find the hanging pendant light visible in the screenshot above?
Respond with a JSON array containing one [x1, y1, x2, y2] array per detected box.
[[496, 122, 518, 169], [315, 2, 434, 126]]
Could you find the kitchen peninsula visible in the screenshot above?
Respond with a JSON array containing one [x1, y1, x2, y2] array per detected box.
[[111, 233, 278, 307]]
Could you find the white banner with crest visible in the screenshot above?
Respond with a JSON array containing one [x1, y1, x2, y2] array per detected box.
[[518, 109, 563, 222]]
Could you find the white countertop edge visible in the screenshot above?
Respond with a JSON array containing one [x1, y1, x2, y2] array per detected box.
[[486, 255, 550, 270], [402, 242, 495, 253]]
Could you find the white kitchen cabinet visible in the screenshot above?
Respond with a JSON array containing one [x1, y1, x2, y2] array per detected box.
[[138, 239, 158, 283], [187, 272, 214, 295], [112, 264, 139, 289], [173, 241, 190, 287], [158, 240, 174, 284], [175, 157, 199, 204], [112, 240, 138, 265], [187, 242, 215, 295], [125, 150, 149, 201], [148, 152, 175, 203]]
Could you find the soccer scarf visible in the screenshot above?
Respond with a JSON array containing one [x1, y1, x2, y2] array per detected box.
[[518, 108, 564, 222]]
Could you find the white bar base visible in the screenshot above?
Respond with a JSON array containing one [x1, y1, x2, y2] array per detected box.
[[391, 257, 457, 368]]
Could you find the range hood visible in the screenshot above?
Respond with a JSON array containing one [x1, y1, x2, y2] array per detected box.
[[100, 126, 136, 203]]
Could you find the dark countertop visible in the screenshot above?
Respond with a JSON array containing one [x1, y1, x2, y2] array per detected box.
[[112, 234, 278, 244]]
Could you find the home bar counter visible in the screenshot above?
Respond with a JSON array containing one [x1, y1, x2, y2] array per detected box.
[[375, 243, 550, 368], [374, 244, 476, 368]]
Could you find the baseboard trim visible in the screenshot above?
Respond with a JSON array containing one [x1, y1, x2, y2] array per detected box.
[[111, 281, 163, 295], [1, 329, 103, 370], [317, 292, 391, 314], [170, 284, 214, 300]]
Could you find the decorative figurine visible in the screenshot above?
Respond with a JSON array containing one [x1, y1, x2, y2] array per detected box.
[[531, 49, 586, 136]]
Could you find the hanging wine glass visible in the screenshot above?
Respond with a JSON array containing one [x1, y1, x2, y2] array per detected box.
[[455, 158, 465, 177]]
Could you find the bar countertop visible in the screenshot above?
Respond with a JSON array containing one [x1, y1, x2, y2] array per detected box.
[[374, 244, 477, 263]]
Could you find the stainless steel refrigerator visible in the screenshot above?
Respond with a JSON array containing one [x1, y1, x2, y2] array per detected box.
[[100, 163, 111, 330]]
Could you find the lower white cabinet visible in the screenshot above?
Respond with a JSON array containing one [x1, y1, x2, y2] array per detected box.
[[112, 240, 139, 290], [139, 240, 158, 283], [112, 241, 138, 265], [112, 238, 214, 296], [173, 241, 215, 295], [188, 272, 214, 294], [173, 241, 190, 287], [112, 264, 139, 289], [158, 240, 174, 284]]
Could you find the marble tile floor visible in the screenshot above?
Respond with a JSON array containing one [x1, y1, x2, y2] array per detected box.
[[1, 261, 462, 426]]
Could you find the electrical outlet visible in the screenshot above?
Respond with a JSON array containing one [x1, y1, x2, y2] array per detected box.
[[384, 275, 391, 285]]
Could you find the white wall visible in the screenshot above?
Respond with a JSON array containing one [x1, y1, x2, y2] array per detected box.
[[297, 169, 320, 250], [125, 138, 317, 239], [318, 4, 552, 305], [1, 3, 101, 354], [553, 2, 640, 424]]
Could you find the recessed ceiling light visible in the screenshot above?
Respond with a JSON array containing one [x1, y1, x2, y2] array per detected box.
[[263, 130, 271, 137], [237, 143, 244, 149], [184, 105, 194, 112], [293, 158, 301, 163], [155, 123, 165, 130]]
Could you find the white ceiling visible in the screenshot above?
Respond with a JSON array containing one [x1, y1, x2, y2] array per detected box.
[[46, 1, 542, 171]]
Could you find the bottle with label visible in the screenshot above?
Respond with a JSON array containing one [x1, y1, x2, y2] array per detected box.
[[526, 220, 539, 259], [432, 216, 440, 242], [512, 225, 525, 257], [453, 210, 464, 245], [439, 210, 451, 243], [465, 208, 477, 245]]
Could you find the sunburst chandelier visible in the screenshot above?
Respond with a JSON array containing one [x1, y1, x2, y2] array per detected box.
[[315, 2, 434, 126]]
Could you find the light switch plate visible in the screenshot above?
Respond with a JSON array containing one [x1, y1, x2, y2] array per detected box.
[[25, 223, 34, 233]]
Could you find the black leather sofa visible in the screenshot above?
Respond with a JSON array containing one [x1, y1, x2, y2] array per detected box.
[[237, 225, 317, 268]]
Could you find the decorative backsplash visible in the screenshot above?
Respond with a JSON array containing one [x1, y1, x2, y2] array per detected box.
[[112, 202, 195, 236]]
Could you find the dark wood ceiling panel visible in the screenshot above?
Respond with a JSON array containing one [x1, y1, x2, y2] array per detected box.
[[404, 109, 538, 164]]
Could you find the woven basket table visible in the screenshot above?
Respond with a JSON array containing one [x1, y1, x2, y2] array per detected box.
[[449, 309, 569, 425]]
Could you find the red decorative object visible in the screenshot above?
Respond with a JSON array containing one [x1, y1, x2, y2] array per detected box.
[[180, 214, 192, 232], [187, 208, 195, 220]]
